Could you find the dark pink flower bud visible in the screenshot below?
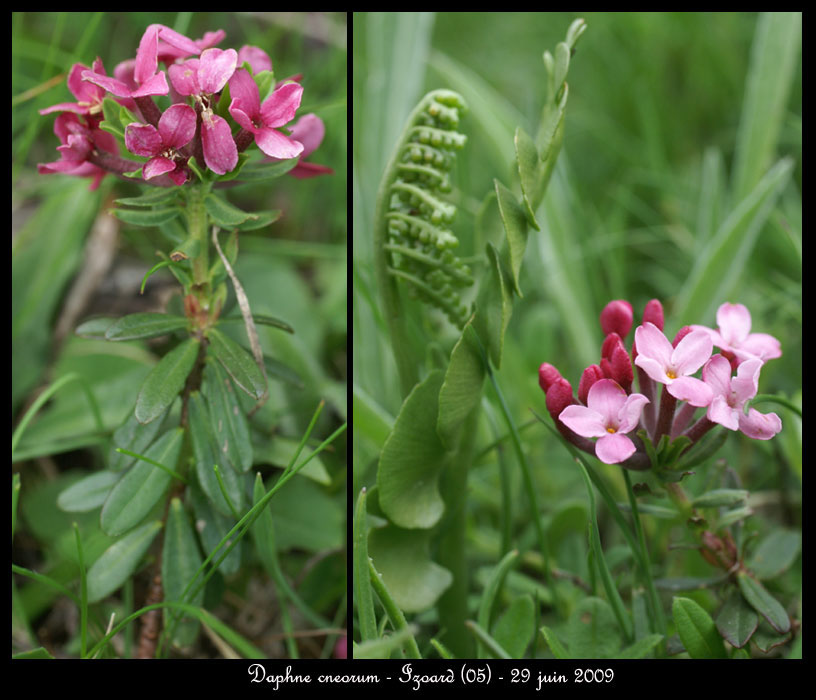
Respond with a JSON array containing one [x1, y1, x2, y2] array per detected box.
[[600, 300, 634, 339], [601, 332, 622, 360], [672, 325, 693, 348], [604, 341, 634, 393], [643, 299, 664, 331], [546, 378, 575, 421], [538, 363, 563, 394], [578, 364, 604, 404]]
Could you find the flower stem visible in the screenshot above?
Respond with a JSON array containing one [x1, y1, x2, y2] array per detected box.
[[654, 384, 677, 444], [185, 184, 210, 289]]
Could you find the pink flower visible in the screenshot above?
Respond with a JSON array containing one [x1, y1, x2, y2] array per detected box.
[[39, 60, 107, 118], [236, 45, 272, 75], [633, 322, 714, 407], [228, 68, 304, 159], [600, 300, 633, 339], [559, 379, 650, 464], [692, 303, 782, 365], [702, 354, 782, 440], [125, 104, 196, 185], [158, 29, 225, 64], [267, 113, 334, 178], [38, 112, 118, 190]]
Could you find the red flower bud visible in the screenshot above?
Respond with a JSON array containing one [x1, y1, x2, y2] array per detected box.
[[600, 300, 634, 339], [578, 364, 604, 404], [604, 341, 633, 393], [672, 325, 693, 348], [643, 299, 664, 331], [546, 377, 575, 420], [538, 363, 563, 394], [601, 332, 622, 360]]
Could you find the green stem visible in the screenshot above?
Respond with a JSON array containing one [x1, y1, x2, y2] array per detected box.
[[185, 184, 210, 289]]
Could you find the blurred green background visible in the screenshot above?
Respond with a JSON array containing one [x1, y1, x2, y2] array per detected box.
[[352, 12, 801, 654]]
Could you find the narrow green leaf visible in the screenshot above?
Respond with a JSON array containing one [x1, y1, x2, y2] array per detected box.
[[189, 483, 242, 575], [618, 634, 664, 659], [737, 572, 790, 634], [204, 193, 258, 227], [12, 473, 21, 543], [437, 317, 485, 448], [249, 314, 294, 334], [231, 158, 297, 182], [205, 360, 253, 473], [75, 317, 116, 339], [108, 408, 168, 472], [207, 328, 266, 401], [114, 189, 178, 207], [377, 370, 447, 529], [473, 242, 512, 369], [12, 647, 55, 659], [235, 210, 282, 231], [494, 179, 529, 297], [162, 498, 203, 647], [87, 520, 162, 603], [110, 207, 181, 227], [692, 489, 749, 509], [100, 428, 183, 536], [465, 620, 511, 659], [135, 339, 199, 424], [491, 594, 535, 659], [716, 590, 759, 649], [514, 127, 541, 229], [747, 529, 801, 580], [567, 597, 624, 659], [57, 471, 121, 512], [352, 383, 394, 450], [477, 550, 519, 642], [539, 625, 569, 659], [105, 312, 188, 341], [672, 596, 727, 658], [353, 488, 377, 642]]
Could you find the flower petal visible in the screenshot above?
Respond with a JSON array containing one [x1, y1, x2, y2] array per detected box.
[[201, 113, 238, 175], [260, 82, 303, 128], [253, 127, 303, 159], [731, 358, 761, 405], [666, 376, 713, 407], [671, 330, 713, 376], [716, 303, 752, 346], [595, 433, 637, 464], [617, 393, 650, 433], [134, 25, 160, 86], [168, 59, 201, 96], [81, 70, 133, 98], [131, 72, 169, 98], [158, 103, 197, 149], [125, 122, 162, 157], [702, 354, 732, 399], [237, 45, 272, 74], [738, 409, 782, 440], [287, 113, 325, 158], [558, 405, 608, 439], [198, 48, 237, 94], [228, 68, 261, 121], [635, 323, 673, 369], [143, 156, 177, 180], [586, 379, 627, 423], [707, 395, 739, 430], [739, 333, 782, 363]]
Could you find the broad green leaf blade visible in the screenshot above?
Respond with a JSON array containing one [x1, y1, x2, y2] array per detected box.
[[514, 127, 541, 229], [104, 312, 189, 342], [135, 339, 199, 424], [100, 428, 183, 536], [692, 489, 749, 509], [367, 523, 452, 613], [110, 207, 181, 227], [108, 408, 168, 472], [539, 625, 569, 659], [205, 193, 259, 227], [378, 370, 447, 529], [437, 318, 485, 448], [492, 594, 535, 659], [716, 591, 759, 649], [233, 158, 297, 182], [189, 483, 242, 575], [235, 210, 282, 231], [75, 317, 116, 339], [207, 328, 266, 400], [494, 179, 529, 297], [747, 529, 801, 580], [188, 392, 243, 517], [737, 572, 790, 634], [205, 361, 253, 473], [352, 383, 394, 451], [672, 596, 727, 658], [87, 520, 162, 603], [567, 597, 623, 659], [57, 471, 121, 513], [162, 498, 203, 647]]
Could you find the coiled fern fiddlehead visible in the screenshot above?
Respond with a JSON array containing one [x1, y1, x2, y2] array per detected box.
[[373, 89, 471, 395]]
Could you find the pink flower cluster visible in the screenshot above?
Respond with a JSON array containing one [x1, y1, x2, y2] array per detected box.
[[38, 24, 331, 188], [539, 300, 782, 466]]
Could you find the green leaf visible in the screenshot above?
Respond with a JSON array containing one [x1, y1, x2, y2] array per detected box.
[[188, 392, 243, 517], [352, 383, 394, 450], [104, 313, 189, 342], [100, 428, 183, 536], [367, 523, 452, 613], [207, 328, 266, 401], [114, 189, 178, 207], [205, 193, 259, 227], [692, 489, 749, 509], [205, 361, 253, 473], [566, 597, 623, 659], [514, 127, 541, 229], [377, 370, 447, 529], [747, 529, 801, 580], [494, 179, 529, 297], [57, 471, 121, 513], [354, 489, 377, 642], [737, 572, 790, 634], [110, 207, 181, 227], [87, 520, 162, 603], [75, 317, 116, 339], [235, 210, 282, 231], [618, 634, 664, 659], [162, 498, 203, 647], [716, 590, 759, 649], [492, 594, 535, 659], [135, 338, 199, 424], [108, 408, 168, 472], [233, 158, 298, 182], [672, 596, 727, 658], [437, 318, 485, 448], [539, 625, 569, 659], [12, 647, 56, 659], [189, 483, 242, 576], [473, 241, 512, 369]]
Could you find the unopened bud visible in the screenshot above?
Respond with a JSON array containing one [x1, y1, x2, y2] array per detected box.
[[600, 300, 634, 339], [538, 363, 563, 394], [643, 299, 664, 331], [672, 325, 693, 348], [602, 341, 633, 393], [601, 332, 622, 360], [546, 377, 575, 420], [578, 364, 604, 404]]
